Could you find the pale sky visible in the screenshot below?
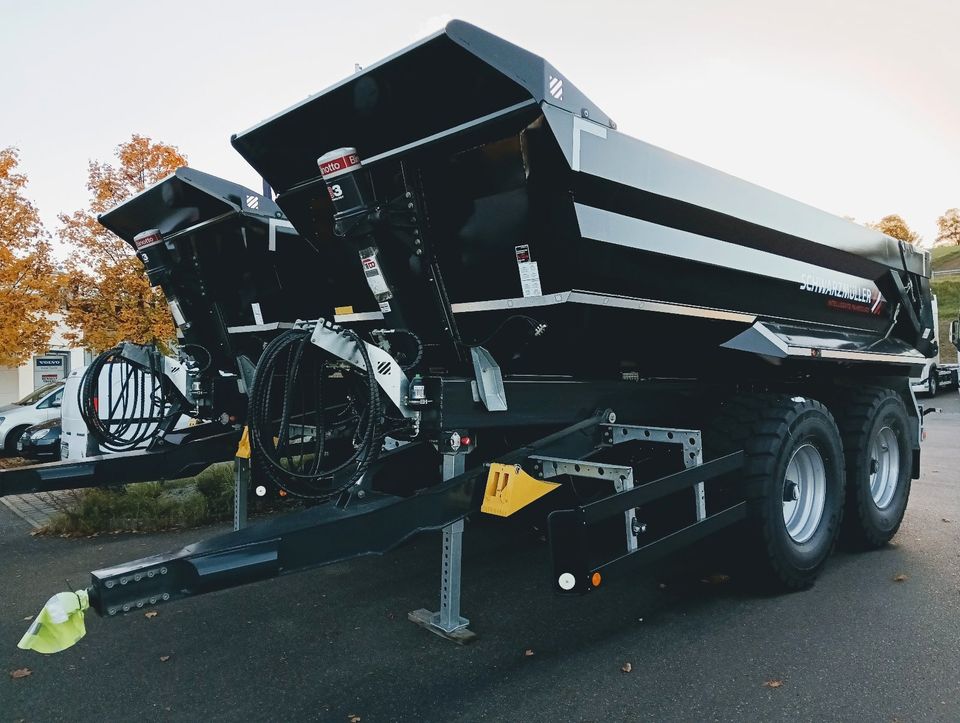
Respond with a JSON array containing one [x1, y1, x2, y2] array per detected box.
[[2, 0, 958, 249]]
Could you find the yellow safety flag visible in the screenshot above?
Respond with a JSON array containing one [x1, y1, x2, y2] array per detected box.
[[18, 589, 90, 654]]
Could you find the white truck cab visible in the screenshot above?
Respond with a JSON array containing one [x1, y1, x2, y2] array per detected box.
[[0, 382, 65, 453], [911, 295, 959, 397]]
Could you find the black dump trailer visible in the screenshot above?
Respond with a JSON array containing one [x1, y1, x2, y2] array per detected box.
[[0, 170, 319, 497], [51, 21, 935, 641]]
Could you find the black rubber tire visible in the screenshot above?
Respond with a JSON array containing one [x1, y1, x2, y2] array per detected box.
[[4, 426, 30, 454], [708, 394, 846, 590], [837, 388, 912, 549], [928, 368, 939, 397]]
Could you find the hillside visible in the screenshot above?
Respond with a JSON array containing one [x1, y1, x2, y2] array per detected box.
[[931, 245, 960, 273]]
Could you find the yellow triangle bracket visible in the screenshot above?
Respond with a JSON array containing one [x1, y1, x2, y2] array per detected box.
[[481, 463, 560, 517]]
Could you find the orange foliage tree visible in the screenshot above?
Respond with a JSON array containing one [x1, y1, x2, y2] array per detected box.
[[869, 214, 921, 245], [59, 135, 186, 352], [0, 147, 58, 366]]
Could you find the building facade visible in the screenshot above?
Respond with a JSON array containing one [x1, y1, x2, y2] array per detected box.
[[0, 316, 90, 405]]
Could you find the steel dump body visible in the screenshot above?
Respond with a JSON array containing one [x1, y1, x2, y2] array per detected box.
[[232, 20, 932, 379], [98, 168, 356, 378]]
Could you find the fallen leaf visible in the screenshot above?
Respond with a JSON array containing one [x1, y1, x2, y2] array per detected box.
[[701, 573, 731, 585], [10, 668, 32, 679], [763, 679, 783, 688], [144, 611, 158, 619], [621, 662, 633, 673], [893, 574, 908, 582], [348, 715, 361, 723], [159, 655, 171, 662], [523, 649, 535, 657], [943, 518, 952, 523]]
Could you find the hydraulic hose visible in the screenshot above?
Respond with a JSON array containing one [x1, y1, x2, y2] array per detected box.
[[78, 347, 178, 452], [247, 327, 392, 500]]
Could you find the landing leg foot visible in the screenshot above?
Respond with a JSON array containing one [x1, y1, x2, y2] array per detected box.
[[407, 608, 477, 645]]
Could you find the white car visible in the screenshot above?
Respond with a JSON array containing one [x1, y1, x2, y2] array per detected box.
[[0, 382, 64, 454]]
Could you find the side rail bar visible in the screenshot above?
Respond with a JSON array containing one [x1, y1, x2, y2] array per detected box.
[[548, 451, 746, 594]]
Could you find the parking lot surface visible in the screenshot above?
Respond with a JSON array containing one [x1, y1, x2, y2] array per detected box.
[[2, 395, 959, 722]]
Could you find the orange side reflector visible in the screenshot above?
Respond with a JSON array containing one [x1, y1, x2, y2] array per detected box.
[[591, 572, 602, 588]]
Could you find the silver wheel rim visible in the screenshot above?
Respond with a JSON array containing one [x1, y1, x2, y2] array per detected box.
[[782, 443, 827, 544], [869, 426, 900, 510]]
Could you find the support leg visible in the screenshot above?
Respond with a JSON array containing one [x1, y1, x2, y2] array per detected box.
[[408, 452, 477, 644], [234, 456, 249, 531]]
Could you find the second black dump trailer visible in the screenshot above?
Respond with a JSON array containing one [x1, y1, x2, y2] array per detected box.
[[22, 21, 936, 647]]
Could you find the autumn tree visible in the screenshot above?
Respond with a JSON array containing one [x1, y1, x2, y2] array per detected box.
[[869, 214, 921, 245], [0, 147, 58, 366], [935, 208, 960, 246], [59, 135, 186, 352]]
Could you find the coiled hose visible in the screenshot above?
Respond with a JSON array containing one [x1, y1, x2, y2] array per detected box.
[[78, 347, 176, 452], [247, 327, 390, 500]]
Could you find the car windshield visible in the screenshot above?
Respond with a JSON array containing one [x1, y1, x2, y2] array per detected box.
[[14, 381, 64, 406]]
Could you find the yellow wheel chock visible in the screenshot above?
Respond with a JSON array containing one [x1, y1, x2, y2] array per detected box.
[[481, 463, 560, 517]]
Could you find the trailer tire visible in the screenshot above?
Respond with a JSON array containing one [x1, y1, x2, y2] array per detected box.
[[838, 388, 911, 549], [927, 367, 939, 397], [709, 395, 845, 590]]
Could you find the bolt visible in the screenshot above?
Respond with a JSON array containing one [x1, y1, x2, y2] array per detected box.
[[607, 411, 617, 424], [783, 480, 799, 502]]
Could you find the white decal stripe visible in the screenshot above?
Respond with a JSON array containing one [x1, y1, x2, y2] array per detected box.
[[575, 204, 881, 298], [572, 116, 607, 173], [268, 218, 296, 251]]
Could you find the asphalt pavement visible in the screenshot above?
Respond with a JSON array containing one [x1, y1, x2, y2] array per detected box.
[[2, 394, 959, 722]]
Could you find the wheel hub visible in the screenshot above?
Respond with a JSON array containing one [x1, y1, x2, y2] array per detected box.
[[782, 443, 827, 544], [869, 426, 900, 510]]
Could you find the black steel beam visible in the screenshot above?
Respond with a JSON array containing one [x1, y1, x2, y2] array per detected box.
[[594, 502, 748, 581], [0, 427, 240, 497], [581, 451, 743, 523]]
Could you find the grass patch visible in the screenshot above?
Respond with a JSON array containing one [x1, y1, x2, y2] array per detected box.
[[932, 278, 960, 364], [932, 245, 960, 271], [43, 462, 238, 536]]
